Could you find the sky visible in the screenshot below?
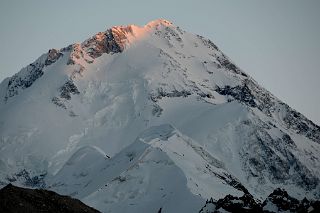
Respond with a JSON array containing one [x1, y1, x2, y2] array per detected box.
[[0, 0, 319, 125]]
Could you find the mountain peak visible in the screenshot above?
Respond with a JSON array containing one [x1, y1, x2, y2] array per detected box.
[[1, 18, 320, 213], [145, 18, 173, 28], [109, 19, 174, 48]]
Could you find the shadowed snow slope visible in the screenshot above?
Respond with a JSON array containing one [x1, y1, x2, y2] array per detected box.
[[0, 19, 320, 213]]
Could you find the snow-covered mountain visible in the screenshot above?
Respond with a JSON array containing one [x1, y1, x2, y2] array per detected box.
[[0, 19, 319, 212]]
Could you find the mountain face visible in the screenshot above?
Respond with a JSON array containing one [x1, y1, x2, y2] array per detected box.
[[0, 19, 319, 212]]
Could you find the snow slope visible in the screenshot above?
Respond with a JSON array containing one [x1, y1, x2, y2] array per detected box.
[[0, 19, 319, 212]]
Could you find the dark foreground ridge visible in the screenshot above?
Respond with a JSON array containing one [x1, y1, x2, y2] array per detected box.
[[199, 188, 320, 213], [0, 184, 100, 213]]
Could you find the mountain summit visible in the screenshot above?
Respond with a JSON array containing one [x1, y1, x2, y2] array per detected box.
[[0, 19, 319, 213]]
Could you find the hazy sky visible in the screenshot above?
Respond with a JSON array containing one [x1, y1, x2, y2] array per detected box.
[[0, 0, 319, 124]]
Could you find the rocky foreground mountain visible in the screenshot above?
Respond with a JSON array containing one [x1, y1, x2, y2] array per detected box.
[[0, 19, 319, 212], [199, 188, 320, 213], [0, 184, 100, 213]]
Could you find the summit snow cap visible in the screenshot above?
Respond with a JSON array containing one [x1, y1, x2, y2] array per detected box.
[[110, 19, 174, 48], [145, 18, 173, 28]]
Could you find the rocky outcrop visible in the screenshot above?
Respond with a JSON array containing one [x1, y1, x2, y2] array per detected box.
[[3, 25, 125, 103], [59, 80, 80, 100], [45, 49, 63, 66], [4, 65, 44, 102], [216, 84, 257, 107], [4, 169, 46, 189], [240, 120, 319, 196], [52, 79, 80, 112], [0, 184, 100, 213], [199, 188, 320, 213], [281, 103, 320, 143], [216, 76, 320, 144], [81, 29, 122, 59], [4, 49, 63, 102]]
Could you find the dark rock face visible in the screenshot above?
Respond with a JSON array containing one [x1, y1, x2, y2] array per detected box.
[[262, 188, 320, 212], [199, 193, 262, 213], [4, 26, 123, 103], [59, 80, 80, 100], [81, 29, 122, 59], [51, 96, 67, 109], [4, 49, 63, 102], [245, 79, 320, 143], [5, 169, 46, 188], [240, 122, 319, 193], [111, 26, 134, 50], [216, 194, 261, 213], [197, 35, 219, 51], [281, 103, 320, 143], [66, 44, 93, 65], [0, 184, 100, 213], [5, 64, 44, 101], [151, 87, 192, 101], [199, 188, 320, 213], [215, 78, 276, 117], [45, 49, 63, 66], [216, 76, 320, 144], [52, 79, 80, 110], [69, 26, 127, 64], [216, 55, 248, 77], [262, 188, 300, 212], [216, 84, 257, 107]]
